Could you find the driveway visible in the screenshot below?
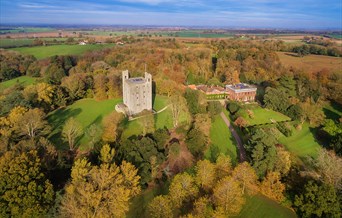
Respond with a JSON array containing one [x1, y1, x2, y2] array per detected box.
[[220, 112, 247, 162]]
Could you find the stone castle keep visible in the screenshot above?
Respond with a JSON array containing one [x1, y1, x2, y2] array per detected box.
[[122, 70, 152, 115]]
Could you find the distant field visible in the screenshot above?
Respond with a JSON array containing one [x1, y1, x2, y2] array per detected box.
[[48, 98, 122, 150], [0, 37, 68, 48], [237, 194, 297, 218], [279, 122, 320, 160], [0, 76, 37, 89], [205, 114, 238, 164], [328, 34, 342, 39], [241, 106, 291, 126], [277, 52, 342, 73], [0, 27, 54, 34], [11, 44, 115, 59]]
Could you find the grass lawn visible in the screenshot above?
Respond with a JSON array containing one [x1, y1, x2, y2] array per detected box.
[[121, 95, 184, 139], [48, 98, 122, 150], [237, 194, 297, 218], [323, 101, 342, 121], [242, 106, 291, 126], [11, 44, 115, 59], [279, 122, 320, 160], [0, 76, 37, 89], [205, 114, 238, 164], [277, 52, 342, 73], [0, 27, 54, 34]]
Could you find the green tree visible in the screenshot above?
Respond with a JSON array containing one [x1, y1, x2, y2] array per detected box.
[[0, 150, 54, 217], [138, 110, 155, 136], [294, 181, 340, 218], [186, 128, 207, 158], [168, 93, 189, 128]]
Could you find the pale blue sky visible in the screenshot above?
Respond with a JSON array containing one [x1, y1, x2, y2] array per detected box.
[[1, 0, 341, 29]]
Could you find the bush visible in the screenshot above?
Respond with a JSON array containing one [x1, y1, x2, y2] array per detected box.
[[277, 122, 293, 137], [227, 101, 240, 114]]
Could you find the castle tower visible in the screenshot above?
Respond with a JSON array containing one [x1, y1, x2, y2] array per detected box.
[[122, 70, 152, 115]]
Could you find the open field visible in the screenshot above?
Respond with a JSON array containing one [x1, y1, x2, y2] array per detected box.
[[0, 27, 54, 34], [237, 194, 297, 218], [279, 122, 320, 159], [48, 98, 122, 150], [0, 37, 68, 48], [205, 114, 238, 163], [241, 106, 291, 126], [11, 44, 115, 59], [0, 76, 37, 89], [277, 52, 342, 73]]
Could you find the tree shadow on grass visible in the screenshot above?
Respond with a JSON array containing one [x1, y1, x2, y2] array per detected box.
[[47, 107, 82, 150]]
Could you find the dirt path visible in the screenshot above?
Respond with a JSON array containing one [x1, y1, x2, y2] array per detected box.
[[220, 112, 247, 162]]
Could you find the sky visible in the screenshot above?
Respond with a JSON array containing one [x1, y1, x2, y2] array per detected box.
[[0, 0, 341, 29]]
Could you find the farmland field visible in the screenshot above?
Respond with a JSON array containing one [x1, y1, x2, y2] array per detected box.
[[0, 27, 54, 34], [0, 76, 37, 89], [277, 52, 342, 73], [11, 44, 115, 59], [0, 37, 68, 48], [205, 114, 238, 164]]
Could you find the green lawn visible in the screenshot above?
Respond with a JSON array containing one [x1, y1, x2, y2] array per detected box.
[[0, 76, 37, 89], [323, 102, 342, 121], [237, 194, 297, 218], [48, 98, 122, 150], [121, 95, 184, 139], [11, 44, 115, 59], [279, 122, 320, 159], [242, 107, 291, 126], [205, 114, 238, 164]]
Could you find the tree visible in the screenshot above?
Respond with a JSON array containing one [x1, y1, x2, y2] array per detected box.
[[274, 146, 292, 176], [168, 93, 188, 128], [169, 173, 199, 208], [215, 154, 232, 179], [313, 149, 342, 191], [194, 113, 211, 138], [62, 118, 83, 151], [294, 181, 341, 218], [101, 111, 123, 142], [60, 144, 141, 218], [14, 108, 50, 139], [207, 101, 222, 118], [85, 124, 102, 149], [0, 150, 54, 217], [213, 176, 245, 215], [234, 116, 249, 128], [138, 110, 155, 136], [196, 159, 216, 191], [299, 98, 325, 127], [260, 172, 285, 202], [232, 162, 258, 195], [263, 87, 290, 114], [148, 195, 173, 218], [186, 128, 207, 158]]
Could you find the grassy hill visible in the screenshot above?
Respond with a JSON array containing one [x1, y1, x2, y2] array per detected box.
[[0, 76, 37, 89], [11, 44, 115, 59], [48, 98, 122, 150]]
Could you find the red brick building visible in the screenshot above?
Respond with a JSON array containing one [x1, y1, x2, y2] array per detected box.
[[225, 83, 257, 102]]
